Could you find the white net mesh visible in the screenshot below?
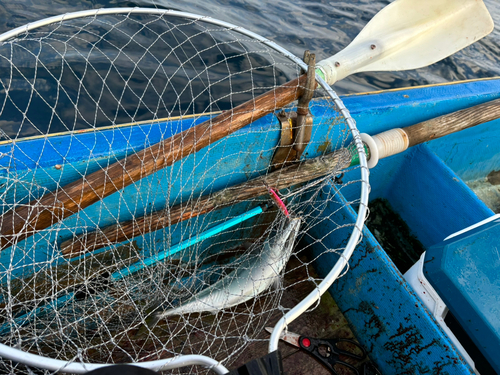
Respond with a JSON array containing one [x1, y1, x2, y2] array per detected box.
[[0, 9, 366, 374]]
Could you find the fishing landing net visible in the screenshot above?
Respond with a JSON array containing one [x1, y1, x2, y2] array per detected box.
[[0, 8, 368, 374]]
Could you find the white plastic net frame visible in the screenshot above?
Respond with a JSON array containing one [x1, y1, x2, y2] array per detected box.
[[0, 7, 369, 374]]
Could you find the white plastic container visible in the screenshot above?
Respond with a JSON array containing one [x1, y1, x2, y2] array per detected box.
[[404, 253, 477, 373]]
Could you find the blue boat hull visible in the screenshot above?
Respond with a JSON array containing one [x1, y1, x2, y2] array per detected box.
[[311, 78, 500, 374], [1, 77, 500, 373]]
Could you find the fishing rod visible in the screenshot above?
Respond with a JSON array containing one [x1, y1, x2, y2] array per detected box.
[[61, 96, 500, 258], [0, 0, 493, 251]]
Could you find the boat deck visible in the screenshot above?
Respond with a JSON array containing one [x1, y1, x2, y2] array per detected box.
[[230, 255, 373, 375]]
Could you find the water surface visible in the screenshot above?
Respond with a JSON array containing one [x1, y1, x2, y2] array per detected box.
[[0, 0, 498, 138], [0, 0, 498, 95]]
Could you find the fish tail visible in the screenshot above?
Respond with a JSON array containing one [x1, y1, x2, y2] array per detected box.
[[150, 311, 165, 326]]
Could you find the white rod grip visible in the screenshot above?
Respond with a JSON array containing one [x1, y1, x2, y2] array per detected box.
[[361, 128, 409, 168]]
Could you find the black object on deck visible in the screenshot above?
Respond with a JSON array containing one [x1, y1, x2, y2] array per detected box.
[[227, 350, 284, 375]]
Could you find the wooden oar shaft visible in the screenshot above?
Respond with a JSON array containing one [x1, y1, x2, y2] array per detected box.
[[364, 97, 500, 167], [0, 75, 308, 251], [61, 147, 352, 257], [405, 97, 500, 147]]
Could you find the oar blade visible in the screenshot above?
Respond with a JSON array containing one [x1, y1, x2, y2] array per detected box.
[[318, 0, 494, 85]]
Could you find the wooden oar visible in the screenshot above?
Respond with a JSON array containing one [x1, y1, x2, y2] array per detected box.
[[0, 0, 493, 251], [62, 97, 500, 257], [361, 97, 500, 168]]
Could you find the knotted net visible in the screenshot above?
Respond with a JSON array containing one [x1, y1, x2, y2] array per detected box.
[[0, 8, 368, 374]]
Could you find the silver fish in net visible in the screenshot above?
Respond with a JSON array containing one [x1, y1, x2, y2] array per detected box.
[[157, 217, 301, 318]]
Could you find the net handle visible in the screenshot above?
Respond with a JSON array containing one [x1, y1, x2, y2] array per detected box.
[[269, 75, 369, 353], [0, 343, 229, 374]]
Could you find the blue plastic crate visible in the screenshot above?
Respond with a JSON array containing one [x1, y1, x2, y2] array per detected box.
[[424, 216, 500, 373]]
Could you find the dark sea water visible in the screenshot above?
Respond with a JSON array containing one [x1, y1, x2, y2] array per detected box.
[[0, 0, 499, 139], [0, 0, 498, 96]]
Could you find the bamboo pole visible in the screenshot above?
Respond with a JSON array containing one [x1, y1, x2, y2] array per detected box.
[[362, 97, 500, 168], [61, 147, 353, 257], [405, 97, 500, 146]]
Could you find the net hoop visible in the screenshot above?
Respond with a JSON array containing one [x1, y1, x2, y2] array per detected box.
[[0, 7, 369, 373]]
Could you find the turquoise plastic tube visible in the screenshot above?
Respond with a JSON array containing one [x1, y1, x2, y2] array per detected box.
[[1, 205, 264, 334], [111, 205, 264, 281]]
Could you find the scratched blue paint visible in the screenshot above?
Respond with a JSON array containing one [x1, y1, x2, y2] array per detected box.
[[342, 78, 500, 131], [0, 117, 200, 205], [370, 145, 493, 247], [0, 97, 350, 283], [304, 184, 475, 374]]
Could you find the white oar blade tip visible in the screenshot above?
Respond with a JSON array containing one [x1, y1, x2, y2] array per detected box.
[[317, 0, 495, 85]]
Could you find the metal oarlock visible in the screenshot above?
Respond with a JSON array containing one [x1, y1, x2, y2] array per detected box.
[[270, 110, 296, 167], [271, 51, 316, 167], [294, 51, 316, 159]]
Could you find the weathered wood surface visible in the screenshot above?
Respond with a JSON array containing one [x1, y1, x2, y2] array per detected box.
[[0, 74, 308, 251], [61, 148, 352, 257], [405, 97, 500, 147]]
